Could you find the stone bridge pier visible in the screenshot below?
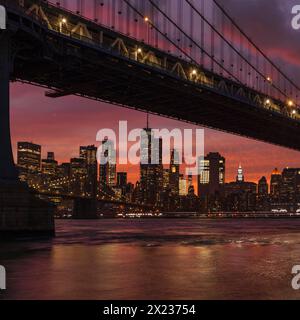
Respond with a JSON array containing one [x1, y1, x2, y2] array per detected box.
[[0, 29, 54, 238]]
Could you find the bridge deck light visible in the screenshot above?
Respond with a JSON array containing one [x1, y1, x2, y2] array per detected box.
[[292, 110, 297, 115], [266, 76, 272, 82], [144, 17, 149, 22], [288, 100, 294, 107], [265, 99, 271, 105], [191, 69, 197, 76]]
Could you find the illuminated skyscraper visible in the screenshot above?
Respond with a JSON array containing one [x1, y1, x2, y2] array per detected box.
[[140, 123, 163, 206], [280, 168, 300, 204], [80, 145, 98, 196], [99, 138, 116, 188], [198, 152, 225, 199], [70, 157, 87, 195], [270, 168, 281, 199], [42, 152, 58, 176], [17, 142, 41, 173], [179, 174, 187, 196], [169, 149, 180, 196], [236, 164, 244, 182]]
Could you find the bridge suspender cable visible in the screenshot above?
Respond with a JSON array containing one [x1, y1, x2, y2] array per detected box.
[[213, 0, 300, 99], [135, 0, 242, 84], [146, 0, 242, 83], [184, 0, 291, 104]]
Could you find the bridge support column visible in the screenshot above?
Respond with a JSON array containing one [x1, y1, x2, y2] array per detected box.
[[0, 32, 55, 238], [0, 33, 18, 180]]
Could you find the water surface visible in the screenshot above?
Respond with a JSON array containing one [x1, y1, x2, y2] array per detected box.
[[1, 219, 300, 300]]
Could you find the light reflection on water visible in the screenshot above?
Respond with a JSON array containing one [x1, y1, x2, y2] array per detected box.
[[1, 219, 300, 300]]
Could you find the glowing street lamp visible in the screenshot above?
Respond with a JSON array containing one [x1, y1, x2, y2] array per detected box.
[[288, 100, 294, 107]]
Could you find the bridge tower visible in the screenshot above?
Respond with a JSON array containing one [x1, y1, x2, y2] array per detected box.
[[0, 33, 18, 180], [0, 15, 54, 238]]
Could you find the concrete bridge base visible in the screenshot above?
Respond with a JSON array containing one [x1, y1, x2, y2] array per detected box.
[[0, 181, 55, 238]]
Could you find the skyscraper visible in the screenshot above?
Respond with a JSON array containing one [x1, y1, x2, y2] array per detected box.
[[179, 174, 187, 196], [42, 152, 58, 176], [270, 168, 282, 199], [17, 142, 41, 181], [117, 172, 127, 188], [70, 157, 87, 195], [169, 149, 180, 196], [198, 152, 225, 199], [258, 176, 268, 196], [236, 164, 244, 182], [280, 168, 300, 204], [99, 138, 116, 188], [224, 165, 257, 212], [80, 145, 98, 197], [17, 142, 41, 173], [140, 124, 163, 206], [257, 176, 269, 211]]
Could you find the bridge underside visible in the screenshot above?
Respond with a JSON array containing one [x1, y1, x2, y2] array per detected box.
[[6, 9, 300, 151]]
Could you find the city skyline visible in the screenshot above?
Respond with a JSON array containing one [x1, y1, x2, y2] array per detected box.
[[14, 136, 300, 187], [15, 138, 297, 190]]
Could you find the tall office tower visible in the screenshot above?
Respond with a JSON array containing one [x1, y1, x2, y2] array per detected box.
[[80, 145, 98, 196], [198, 152, 225, 199], [179, 174, 187, 196], [117, 172, 127, 187], [70, 157, 87, 195], [258, 176, 268, 196], [162, 169, 170, 191], [187, 173, 193, 188], [17, 142, 41, 181], [280, 168, 300, 204], [17, 142, 41, 172], [270, 168, 282, 198], [236, 164, 244, 182], [169, 149, 180, 196], [257, 176, 269, 212], [42, 152, 58, 176], [99, 138, 116, 188], [140, 125, 163, 206], [47, 152, 55, 161]]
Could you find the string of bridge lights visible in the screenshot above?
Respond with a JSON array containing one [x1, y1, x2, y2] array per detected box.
[[53, 0, 299, 115]]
